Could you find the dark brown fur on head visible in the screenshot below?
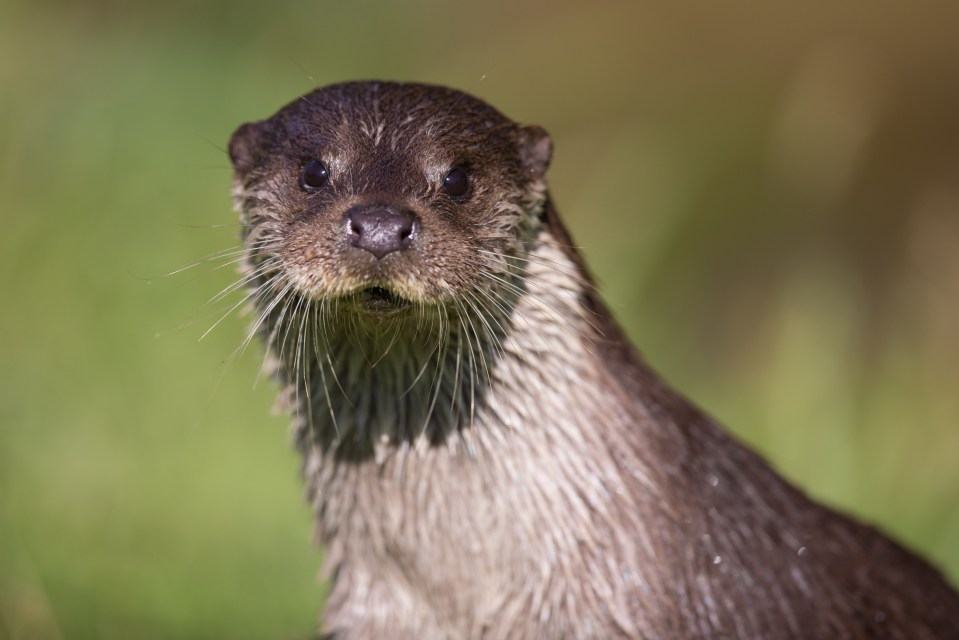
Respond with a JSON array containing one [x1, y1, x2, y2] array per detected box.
[[229, 82, 550, 305], [227, 81, 959, 639]]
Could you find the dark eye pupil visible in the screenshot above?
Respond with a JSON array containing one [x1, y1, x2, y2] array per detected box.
[[443, 167, 469, 199], [302, 159, 329, 189]]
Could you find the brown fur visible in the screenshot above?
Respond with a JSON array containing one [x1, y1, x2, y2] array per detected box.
[[227, 81, 959, 639]]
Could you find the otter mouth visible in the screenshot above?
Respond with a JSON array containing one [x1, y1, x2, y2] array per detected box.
[[356, 286, 409, 312]]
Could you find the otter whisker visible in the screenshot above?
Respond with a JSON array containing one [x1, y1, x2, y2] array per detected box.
[[464, 294, 511, 384], [447, 309, 464, 419], [199, 273, 278, 343], [284, 291, 308, 369], [368, 313, 404, 369], [476, 247, 604, 331], [296, 297, 315, 440], [203, 256, 280, 310], [324, 350, 352, 411], [476, 246, 587, 283], [254, 286, 298, 388], [230, 276, 282, 352], [460, 293, 502, 384], [452, 299, 483, 426], [311, 300, 340, 437], [401, 313, 446, 398], [155, 273, 267, 340], [157, 240, 282, 341], [243, 280, 295, 383], [474, 267, 585, 337], [157, 238, 274, 281], [417, 307, 454, 441]]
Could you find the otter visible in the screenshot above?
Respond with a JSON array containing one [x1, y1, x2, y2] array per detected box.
[[226, 81, 959, 639]]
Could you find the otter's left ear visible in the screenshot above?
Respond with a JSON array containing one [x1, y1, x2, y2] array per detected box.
[[517, 125, 552, 179]]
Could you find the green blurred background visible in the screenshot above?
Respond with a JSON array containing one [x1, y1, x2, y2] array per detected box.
[[2, 1, 958, 638]]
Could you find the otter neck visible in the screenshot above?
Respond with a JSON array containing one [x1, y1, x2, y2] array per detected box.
[[279, 231, 604, 461]]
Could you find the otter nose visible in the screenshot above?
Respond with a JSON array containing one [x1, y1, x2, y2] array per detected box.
[[347, 208, 417, 259]]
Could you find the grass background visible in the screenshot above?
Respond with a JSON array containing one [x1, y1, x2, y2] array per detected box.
[[2, 1, 958, 638]]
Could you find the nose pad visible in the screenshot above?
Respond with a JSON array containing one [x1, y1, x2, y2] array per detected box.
[[346, 207, 417, 259]]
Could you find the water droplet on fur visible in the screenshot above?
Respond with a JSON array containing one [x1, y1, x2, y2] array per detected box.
[[797, 546, 807, 557], [713, 555, 722, 565]]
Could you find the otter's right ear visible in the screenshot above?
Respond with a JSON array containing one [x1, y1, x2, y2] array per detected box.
[[517, 125, 552, 179], [228, 121, 263, 179]]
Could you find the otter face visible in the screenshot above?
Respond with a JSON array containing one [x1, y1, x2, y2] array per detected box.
[[228, 81, 552, 318]]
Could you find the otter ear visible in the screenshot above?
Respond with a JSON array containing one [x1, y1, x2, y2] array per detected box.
[[228, 121, 263, 179], [517, 125, 552, 179]]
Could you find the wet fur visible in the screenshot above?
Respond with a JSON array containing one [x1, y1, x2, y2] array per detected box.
[[227, 81, 959, 639]]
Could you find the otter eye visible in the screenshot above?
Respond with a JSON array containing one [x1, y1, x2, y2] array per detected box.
[[443, 166, 470, 200], [301, 159, 329, 190]]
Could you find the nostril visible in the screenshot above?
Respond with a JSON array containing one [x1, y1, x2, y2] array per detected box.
[[350, 219, 364, 237]]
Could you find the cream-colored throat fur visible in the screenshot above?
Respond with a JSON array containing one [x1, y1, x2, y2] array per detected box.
[[271, 235, 663, 638]]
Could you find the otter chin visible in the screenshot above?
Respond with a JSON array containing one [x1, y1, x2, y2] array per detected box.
[[355, 286, 408, 312], [226, 81, 959, 639]]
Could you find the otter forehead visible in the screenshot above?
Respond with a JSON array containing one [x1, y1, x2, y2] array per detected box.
[[269, 82, 521, 173], [278, 81, 518, 141]]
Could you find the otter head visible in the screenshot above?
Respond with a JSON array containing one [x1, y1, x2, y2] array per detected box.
[[227, 82, 555, 451], [229, 81, 552, 319]]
